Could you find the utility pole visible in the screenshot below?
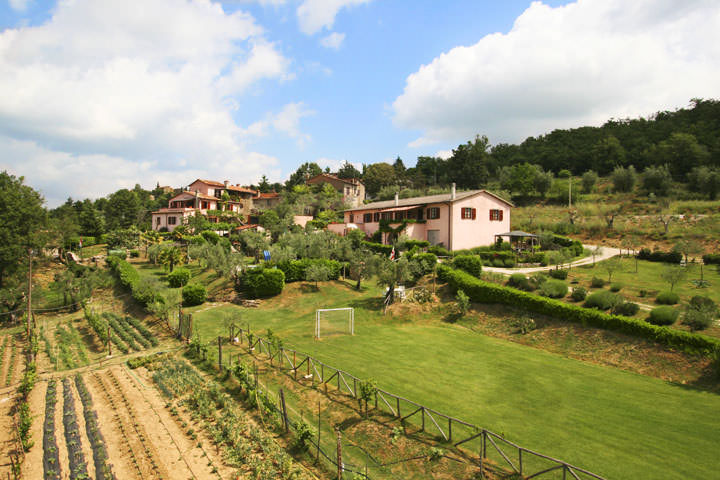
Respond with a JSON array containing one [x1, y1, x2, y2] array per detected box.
[[26, 248, 32, 340]]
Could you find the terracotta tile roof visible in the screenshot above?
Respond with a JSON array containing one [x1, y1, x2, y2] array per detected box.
[[306, 173, 364, 186], [257, 192, 280, 199], [344, 189, 513, 212], [192, 178, 257, 194]]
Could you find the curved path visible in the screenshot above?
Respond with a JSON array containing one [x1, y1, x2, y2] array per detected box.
[[481, 245, 622, 275]]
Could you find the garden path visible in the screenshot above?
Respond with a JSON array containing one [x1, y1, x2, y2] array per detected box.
[[482, 245, 622, 274]]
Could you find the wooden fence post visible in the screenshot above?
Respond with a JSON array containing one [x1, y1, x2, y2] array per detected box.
[[336, 430, 343, 480], [316, 400, 321, 464], [279, 388, 289, 433], [218, 336, 222, 371]]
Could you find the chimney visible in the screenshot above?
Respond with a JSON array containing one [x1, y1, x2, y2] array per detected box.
[[224, 180, 229, 188], [394, 192, 399, 206], [451, 183, 456, 200]]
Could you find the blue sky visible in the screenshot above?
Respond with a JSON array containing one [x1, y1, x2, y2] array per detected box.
[[0, 0, 718, 206]]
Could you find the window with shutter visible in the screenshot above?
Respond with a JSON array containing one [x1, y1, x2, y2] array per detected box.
[[373, 212, 380, 222], [499, 210, 504, 221], [472, 208, 476, 220], [489, 210, 493, 221]]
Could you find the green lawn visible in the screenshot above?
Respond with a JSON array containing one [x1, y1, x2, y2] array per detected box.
[[187, 279, 720, 480]]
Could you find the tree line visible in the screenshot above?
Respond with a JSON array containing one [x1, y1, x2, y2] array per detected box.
[[281, 98, 720, 200]]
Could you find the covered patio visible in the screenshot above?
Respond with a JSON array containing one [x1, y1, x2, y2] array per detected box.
[[494, 231, 538, 252]]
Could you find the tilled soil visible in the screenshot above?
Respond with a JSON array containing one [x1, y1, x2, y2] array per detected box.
[[86, 365, 226, 480]]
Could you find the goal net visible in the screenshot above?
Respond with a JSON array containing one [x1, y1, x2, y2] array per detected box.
[[315, 308, 354, 339]]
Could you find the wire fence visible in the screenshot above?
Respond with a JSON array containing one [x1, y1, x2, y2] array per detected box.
[[215, 328, 608, 480]]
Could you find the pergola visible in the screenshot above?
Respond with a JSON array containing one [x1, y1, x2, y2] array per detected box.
[[494, 231, 538, 251]]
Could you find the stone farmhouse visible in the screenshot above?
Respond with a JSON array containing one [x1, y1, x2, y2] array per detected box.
[[336, 185, 512, 250], [305, 173, 365, 208]]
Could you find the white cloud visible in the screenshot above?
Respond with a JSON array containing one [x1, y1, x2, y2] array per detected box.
[[0, 135, 282, 207], [315, 157, 361, 173], [0, 0, 292, 206], [270, 102, 315, 146], [297, 0, 371, 35], [434, 150, 452, 160], [240, 102, 315, 146], [393, 0, 720, 145], [8, 0, 30, 12], [319, 31, 345, 49]]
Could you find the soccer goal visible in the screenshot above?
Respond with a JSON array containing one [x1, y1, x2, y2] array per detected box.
[[315, 308, 354, 339]]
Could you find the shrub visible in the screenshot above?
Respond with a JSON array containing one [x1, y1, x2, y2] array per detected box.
[[637, 248, 682, 264], [514, 316, 536, 334], [362, 241, 393, 255], [242, 267, 285, 298], [548, 269, 568, 280], [436, 264, 720, 356], [529, 272, 548, 289], [451, 255, 483, 278], [428, 245, 451, 257], [275, 259, 342, 283], [656, 291, 679, 305], [503, 258, 516, 268], [571, 286, 587, 302], [702, 253, 720, 265], [413, 253, 438, 276], [182, 284, 207, 306], [610, 283, 623, 292], [492, 258, 505, 267], [539, 279, 568, 298], [201, 231, 221, 244], [584, 290, 622, 311], [129, 249, 140, 258], [590, 277, 605, 288], [647, 306, 679, 326], [507, 274, 532, 291], [167, 267, 192, 288], [682, 296, 718, 331], [614, 302, 640, 316], [683, 308, 714, 331]]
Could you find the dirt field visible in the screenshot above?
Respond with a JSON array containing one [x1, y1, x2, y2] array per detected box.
[[11, 364, 235, 480]]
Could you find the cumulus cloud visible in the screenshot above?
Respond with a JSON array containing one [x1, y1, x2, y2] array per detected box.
[[393, 0, 720, 146], [241, 102, 315, 146], [8, 0, 30, 11], [297, 0, 371, 35], [320, 32, 345, 49], [0, 0, 296, 205]]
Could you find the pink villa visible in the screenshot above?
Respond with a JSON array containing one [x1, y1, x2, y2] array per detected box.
[[152, 179, 257, 232], [335, 185, 512, 250]]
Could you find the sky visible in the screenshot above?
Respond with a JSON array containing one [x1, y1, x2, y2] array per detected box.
[[0, 0, 718, 207]]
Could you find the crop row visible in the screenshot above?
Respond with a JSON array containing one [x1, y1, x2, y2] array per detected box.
[[0, 336, 8, 382], [75, 375, 115, 480], [92, 370, 165, 478], [55, 322, 89, 370], [5, 336, 16, 386], [152, 357, 305, 480], [43, 380, 61, 480], [42, 330, 58, 370], [62, 377, 89, 480], [85, 308, 159, 355]]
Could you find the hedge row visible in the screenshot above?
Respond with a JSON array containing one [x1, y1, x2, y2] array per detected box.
[[274, 259, 342, 283], [106, 256, 163, 307], [362, 241, 393, 255], [703, 253, 720, 265], [437, 265, 720, 356], [637, 248, 682, 264]]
